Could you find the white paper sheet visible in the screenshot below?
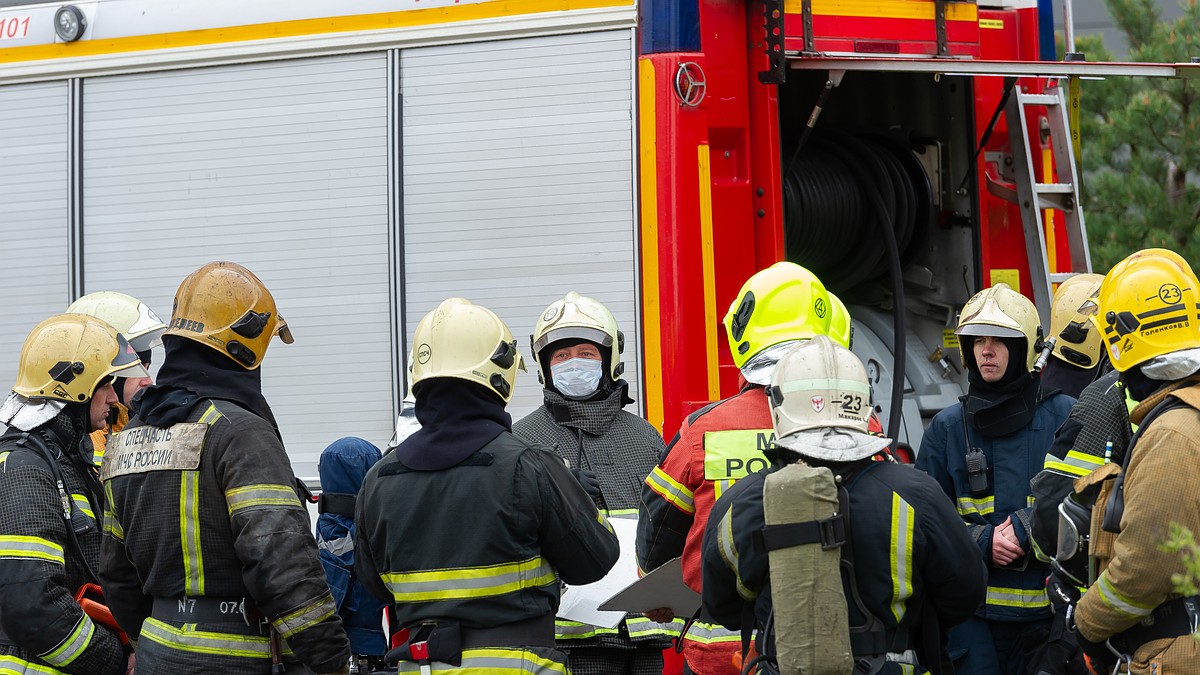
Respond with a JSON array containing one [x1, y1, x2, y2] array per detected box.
[[557, 517, 640, 628]]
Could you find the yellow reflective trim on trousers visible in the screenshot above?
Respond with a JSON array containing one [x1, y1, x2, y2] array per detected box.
[[0, 535, 65, 565], [395, 647, 568, 674], [225, 483, 303, 516], [180, 471, 204, 596], [702, 430, 773, 481], [555, 619, 609, 639], [715, 507, 753, 602], [198, 403, 223, 425], [646, 467, 695, 515], [40, 614, 95, 667], [103, 482, 124, 541], [682, 621, 741, 644], [273, 593, 336, 639], [0, 655, 66, 674], [626, 616, 684, 638], [889, 492, 914, 623], [1093, 574, 1155, 619], [985, 586, 1049, 609], [69, 494, 95, 522], [140, 617, 272, 658], [383, 556, 557, 603], [956, 495, 994, 517]]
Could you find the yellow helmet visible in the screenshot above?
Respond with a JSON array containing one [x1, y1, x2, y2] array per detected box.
[[827, 292, 852, 349], [1095, 248, 1200, 372], [531, 292, 624, 382], [955, 283, 1043, 372], [1049, 273, 1105, 369], [13, 313, 149, 403], [411, 298, 526, 402], [165, 262, 293, 370], [723, 262, 833, 369], [67, 291, 168, 354]]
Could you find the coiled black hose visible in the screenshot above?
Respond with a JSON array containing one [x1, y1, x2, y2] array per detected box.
[[783, 130, 935, 446]]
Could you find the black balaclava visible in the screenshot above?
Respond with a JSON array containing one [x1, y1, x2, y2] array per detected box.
[[1121, 364, 1170, 403], [540, 338, 632, 405], [1040, 358, 1099, 400], [43, 400, 93, 467], [963, 335, 1042, 438], [395, 378, 512, 471], [134, 335, 276, 430]]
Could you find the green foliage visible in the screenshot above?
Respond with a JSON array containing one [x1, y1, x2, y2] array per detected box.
[[1161, 522, 1200, 598], [1076, 0, 1200, 271]]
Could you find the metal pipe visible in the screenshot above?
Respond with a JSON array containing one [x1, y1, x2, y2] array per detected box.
[[1063, 0, 1076, 54]]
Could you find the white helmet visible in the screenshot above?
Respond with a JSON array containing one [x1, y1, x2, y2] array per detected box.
[[530, 292, 624, 383], [411, 298, 525, 402], [768, 335, 891, 462], [66, 291, 167, 354]]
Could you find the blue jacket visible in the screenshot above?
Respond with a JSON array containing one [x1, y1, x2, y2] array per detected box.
[[317, 437, 387, 657], [916, 392, 1074, 622]]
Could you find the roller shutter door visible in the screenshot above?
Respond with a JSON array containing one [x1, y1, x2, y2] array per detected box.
[[0, 82, 69, 398], [81, 54, 392, 479], [401, 30, 640, 419]]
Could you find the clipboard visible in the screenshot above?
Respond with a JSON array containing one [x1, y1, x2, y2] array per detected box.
[[598, 557, 700, 616]]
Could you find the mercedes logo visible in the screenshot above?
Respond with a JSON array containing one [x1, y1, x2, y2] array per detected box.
[[674, 62, 706, 107]]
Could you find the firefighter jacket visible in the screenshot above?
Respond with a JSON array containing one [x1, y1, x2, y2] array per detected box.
[[0, 422, 129, 675], [99, 396, 351, 674], [88, 401, 130, 467], [702, 461, 986, 674], [354, 430, 620, 674], [1074, 381, 1200, 672], [916, 392, 1073, 622], [1029, 370, 1132, 561], [636, 386, 775, 674], [513, 384, 678, 649]]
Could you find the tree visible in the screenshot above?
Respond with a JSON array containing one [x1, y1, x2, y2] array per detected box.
[[1075, 0, 1200, 271]]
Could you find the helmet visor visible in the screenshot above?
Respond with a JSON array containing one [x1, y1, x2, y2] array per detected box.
[[276, 315, 294, 344], [111, 333, 150, 380], [532, 326, 610, 356], [956, 324, 1025, 339]]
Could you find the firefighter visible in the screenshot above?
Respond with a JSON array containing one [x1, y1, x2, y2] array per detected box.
[[0, 313, 147, 675], [1069, 249, 1200, 674], [636, 261, 844, 675], [916, 283, 1075, 675], [701, 336, 986, 674], [65, 291, 168, 465], [354, 297, 620, 674], [316, 437, 387, 672], [97, 261, 352, 674], [512, 291, 676, 674], [1040, 274, 1106, 399]]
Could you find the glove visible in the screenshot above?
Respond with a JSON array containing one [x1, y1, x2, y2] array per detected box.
[[1046, 572, 1081, 608], [1076, 628, 1117, 675], [572, 469, 602, 499]]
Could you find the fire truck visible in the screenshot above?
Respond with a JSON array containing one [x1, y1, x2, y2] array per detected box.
[[0, 0, 1193, 479]]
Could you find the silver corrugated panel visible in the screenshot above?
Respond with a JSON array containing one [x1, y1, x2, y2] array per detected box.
[[0, 81, 69, 396], [81, 53, 393, 479], [401, 30, 639, 421]]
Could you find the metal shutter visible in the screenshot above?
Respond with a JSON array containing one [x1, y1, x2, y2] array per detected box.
[[401, 31, 639, 420], [0, 82, 69, 396], [81, 54, 393, 480]]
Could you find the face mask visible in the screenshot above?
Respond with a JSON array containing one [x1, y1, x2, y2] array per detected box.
[[551, 358, 604, 399]]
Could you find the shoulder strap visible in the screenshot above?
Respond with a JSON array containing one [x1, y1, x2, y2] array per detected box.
[[1101, 395, 1191, 533], [0, 431, 98, 583]]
